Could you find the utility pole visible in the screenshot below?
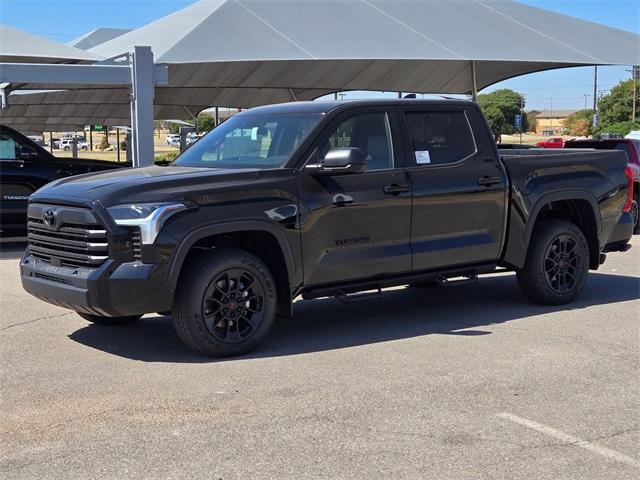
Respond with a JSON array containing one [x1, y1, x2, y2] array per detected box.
[[519, 94, 525, 144], [630, 65, 639, 122], [592, 66, 598, 131], [583, 94, 590, 110]]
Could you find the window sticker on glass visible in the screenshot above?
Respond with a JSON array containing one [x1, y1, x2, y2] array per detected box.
[[415, 150, 431, 165], [0, 139, 16, 160]]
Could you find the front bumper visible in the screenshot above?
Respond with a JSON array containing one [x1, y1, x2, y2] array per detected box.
[[20, 254, 173, 317]]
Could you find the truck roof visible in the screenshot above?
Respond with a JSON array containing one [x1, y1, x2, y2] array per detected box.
[[236, 98, 475, 116]]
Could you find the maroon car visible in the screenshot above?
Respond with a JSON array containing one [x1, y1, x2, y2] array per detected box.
[[565, 138, 640, 233]]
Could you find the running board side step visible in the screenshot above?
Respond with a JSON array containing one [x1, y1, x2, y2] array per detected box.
[[435, 273, 478, 286], [301, 263, 498, 301]]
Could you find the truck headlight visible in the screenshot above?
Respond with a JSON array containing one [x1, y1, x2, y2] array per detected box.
[[107, 203, 187, 244]]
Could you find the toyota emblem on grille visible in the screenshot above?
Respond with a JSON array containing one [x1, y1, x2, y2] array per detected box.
[[43, 209, 56, 226]]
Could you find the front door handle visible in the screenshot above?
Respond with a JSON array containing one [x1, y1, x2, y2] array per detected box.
[[383, 183, 410, 195], [477, 176, 502, 186]]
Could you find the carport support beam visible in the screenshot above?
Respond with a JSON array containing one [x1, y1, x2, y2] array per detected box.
[[471, 61, 478, 102], [130, 46, 156, 167]]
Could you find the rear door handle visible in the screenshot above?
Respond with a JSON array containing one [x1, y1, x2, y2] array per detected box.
[[383, 183, 410, 195], [477, 176, 502, 186]]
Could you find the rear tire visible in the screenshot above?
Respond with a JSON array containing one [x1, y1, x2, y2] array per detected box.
[[517, 219, 589, 305], [78, 313, 141, 325], [172, 248, 277, 357]]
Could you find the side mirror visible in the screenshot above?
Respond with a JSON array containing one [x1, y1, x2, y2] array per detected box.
[[306, 147, 366, 175]]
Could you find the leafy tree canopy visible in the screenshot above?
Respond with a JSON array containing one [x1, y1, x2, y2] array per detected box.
[[564, 109, 593, 136], [595, 120, 640, 137], [598, 79, 637, 126], [477, 89, 527, 140], [197, 113, 216, 132]]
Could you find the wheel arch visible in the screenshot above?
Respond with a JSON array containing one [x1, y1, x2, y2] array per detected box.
[[168, 221, 296, 318], [525, 192, 601, 270]]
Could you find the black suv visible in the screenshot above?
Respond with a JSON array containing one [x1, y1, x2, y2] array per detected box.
[[21, 100, 634, 357]]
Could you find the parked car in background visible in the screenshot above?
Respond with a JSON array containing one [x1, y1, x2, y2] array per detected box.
[[0, 125, 126, 240], [59, 138, 89, 151], [187, 133, 205, 145], [625, 131, 640, 140], [166, 134, 180, 146], [54, 135, 84, 149], [565, 138, 640, 233], [536, 137, 565, 148], [19, 100, 634, 357]]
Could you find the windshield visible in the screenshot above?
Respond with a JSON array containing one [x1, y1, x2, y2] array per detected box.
[[173, 113, 322, 169]]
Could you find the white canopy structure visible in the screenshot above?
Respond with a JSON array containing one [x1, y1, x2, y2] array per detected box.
[[0, 24, 101, 63], [68, 28, 130, 50], [1, 0, 639, 163]]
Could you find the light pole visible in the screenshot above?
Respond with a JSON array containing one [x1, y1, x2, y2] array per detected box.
[[632, 66, 639, 122]]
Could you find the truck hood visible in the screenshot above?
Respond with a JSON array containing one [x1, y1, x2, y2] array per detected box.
[[31, 165, 263, 207]]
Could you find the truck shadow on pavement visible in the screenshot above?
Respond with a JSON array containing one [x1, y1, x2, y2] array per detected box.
[[68, 271, 640, 363]]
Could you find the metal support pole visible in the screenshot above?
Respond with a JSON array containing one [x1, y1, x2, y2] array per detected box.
[[126, 133, 131, 163], [89, 128, 93, 151], [471, 61, 478, 102], [632, 65, 639, 123], [116, 129, 121, 163], [49, 132, 53, 153], [130, 46, 156, 167], [72, 138, 78, 158], [215, 107, 219, 126]]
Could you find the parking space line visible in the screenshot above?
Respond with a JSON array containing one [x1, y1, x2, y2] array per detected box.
[[497, 412, 640, 469]]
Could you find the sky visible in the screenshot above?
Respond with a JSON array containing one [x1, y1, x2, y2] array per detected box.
[[0, 0, 638, 111]]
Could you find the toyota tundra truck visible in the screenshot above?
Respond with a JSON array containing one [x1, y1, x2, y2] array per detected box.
[[20, 100, 634, 357]]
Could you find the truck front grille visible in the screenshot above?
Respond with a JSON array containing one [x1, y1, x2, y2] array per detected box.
[[130, 227, 142, 261], [27, 206, 109, 268]]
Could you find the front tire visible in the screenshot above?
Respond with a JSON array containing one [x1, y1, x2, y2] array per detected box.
[[172, 249, 277, 357], [78, 313, 141, 325], [517, 219, 589, 305]]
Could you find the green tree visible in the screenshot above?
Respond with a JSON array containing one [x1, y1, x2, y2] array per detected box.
[[477, 89, 527, 141], [564, 109, 593, 136], [196, 113, 216, 132], [595, 120, 640, 137], [598, 79, 636, 126]]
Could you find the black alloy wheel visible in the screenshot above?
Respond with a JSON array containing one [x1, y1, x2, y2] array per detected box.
[[517, 219, 589, 305], [172, 248, 277, 357], [543, 234, 584, 294], [202, 268, 266, 344]]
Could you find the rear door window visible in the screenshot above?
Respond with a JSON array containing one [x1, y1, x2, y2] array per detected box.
[[0, 132, 17, 160], [405, 111, 476, 166]]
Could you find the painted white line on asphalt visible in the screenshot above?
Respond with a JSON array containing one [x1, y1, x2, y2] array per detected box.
[[497, 413, 640, 469]]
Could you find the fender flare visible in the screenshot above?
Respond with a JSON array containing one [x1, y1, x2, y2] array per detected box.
[[523, 190, 601, 249], [167, 220, 296, 290]]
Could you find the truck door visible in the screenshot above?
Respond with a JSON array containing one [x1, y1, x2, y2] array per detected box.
[[402, 106, 507, 270], [298, 109, 412, 286], [0, 130, 41, 237]]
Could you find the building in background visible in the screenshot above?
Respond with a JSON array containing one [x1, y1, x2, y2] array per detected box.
[[528, 109, 579, 135]]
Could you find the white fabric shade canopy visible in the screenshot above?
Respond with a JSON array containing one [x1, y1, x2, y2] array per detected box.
[[0, 24, 102, 63], [2, 0, 639, 132]]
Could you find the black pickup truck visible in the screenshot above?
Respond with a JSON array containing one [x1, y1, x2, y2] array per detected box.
[[20, 100, 634, 357], [0, 125, 124, 240]]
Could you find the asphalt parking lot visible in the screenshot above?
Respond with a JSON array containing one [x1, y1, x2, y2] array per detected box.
[[1, 240, 638, 480]]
